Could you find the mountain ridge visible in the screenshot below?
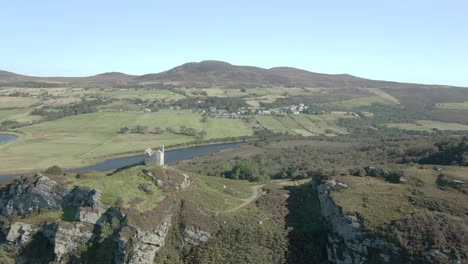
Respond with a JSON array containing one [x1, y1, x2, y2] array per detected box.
[[0, 60, 464, 89]]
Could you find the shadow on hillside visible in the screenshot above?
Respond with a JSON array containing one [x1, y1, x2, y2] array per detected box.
[[284, 183, 329, 264], [107, 162, 144, 176], [21, 231, 55, 263]]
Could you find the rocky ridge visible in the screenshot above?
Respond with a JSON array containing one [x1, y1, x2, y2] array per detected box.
[[0, 170, 212, 263]]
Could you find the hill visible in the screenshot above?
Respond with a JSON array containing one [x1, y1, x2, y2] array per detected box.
[[0, 60, 463, 89]]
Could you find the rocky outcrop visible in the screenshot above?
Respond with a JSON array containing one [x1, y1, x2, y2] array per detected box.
[[6, 222, 36, 245], [178, 173, 191, 192], [115, 214, 172, 264], [50, 222, 96, 262], [182, 225, 211, 247], [0, 173, 70, 218], [316, 180, 402, 264], [144, 170, 191, 193]]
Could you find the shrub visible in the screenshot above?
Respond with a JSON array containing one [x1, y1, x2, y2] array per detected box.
[[44, 165, 63, 175]]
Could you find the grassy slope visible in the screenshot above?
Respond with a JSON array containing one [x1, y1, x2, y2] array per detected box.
[[255, 115, 290, 133], [0, 108, 42, 123], [387, 120, 468, 131], [181, 175, 257, 212], [291, 114, 348, 135], [68, 166, 164, 211], [326, 95, 395, 109], [331, 166, 468, 231], [437, 101, 468, 110], [0, 97, 40, 108]]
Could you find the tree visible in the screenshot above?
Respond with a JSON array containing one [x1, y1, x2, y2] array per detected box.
[[198, 131, 207, 140]]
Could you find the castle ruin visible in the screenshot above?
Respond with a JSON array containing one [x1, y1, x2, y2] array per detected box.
[[144, 146, 165, 166]]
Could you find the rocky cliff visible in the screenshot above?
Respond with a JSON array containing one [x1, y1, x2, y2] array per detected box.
[[0, 171, 212, 264], [315, 179, 403, 264]]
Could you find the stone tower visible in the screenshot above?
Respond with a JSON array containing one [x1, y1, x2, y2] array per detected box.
[[144, 145, 165, 166]]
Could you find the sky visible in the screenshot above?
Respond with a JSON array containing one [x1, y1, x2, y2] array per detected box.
[[1, 0, 467, 86]]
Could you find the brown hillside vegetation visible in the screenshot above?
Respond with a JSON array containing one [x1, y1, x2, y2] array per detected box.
[[1, 61, 464, 89]]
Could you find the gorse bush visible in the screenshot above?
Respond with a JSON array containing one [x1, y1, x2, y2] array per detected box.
[[44, 165, 63, 175]]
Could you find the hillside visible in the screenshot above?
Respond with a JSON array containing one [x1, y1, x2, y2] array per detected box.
[[0, 136, 466, 263], [0, 61, 463, 89]]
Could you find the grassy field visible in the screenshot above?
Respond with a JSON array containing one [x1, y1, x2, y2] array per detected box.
[[0, 108, 42, 123], [181, 175, 256, 212], [67, 166, 165, 211], [291, 114, 348, 135], [0, 96, 40, 108], [98, 89, 185, 100], [387, 120, 468, 131], [363, 88, 400, 104], [205, 118, 253, 139], [326, 95, 396, 109], [437, 101, 468, 109], [255, 113, 348, 136], [255, 115, 290, 133], [0, 110, 254, 174], [332, 165, 468, 231]]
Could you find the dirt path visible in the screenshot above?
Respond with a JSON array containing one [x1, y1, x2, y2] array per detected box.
[[222, 184, 265, 213]]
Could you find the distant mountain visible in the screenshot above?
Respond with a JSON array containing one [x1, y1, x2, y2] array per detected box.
[[0, 61, 462, 89]]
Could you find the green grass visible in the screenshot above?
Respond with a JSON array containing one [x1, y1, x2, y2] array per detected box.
[[437, 101, 468, 110], [181, 175, 255, 212], [205, 119, 253, 139], [97, 89, 185, 100], [386, 120, 468, 131], [0, 108, 35, 123], [197, 175, 255, 199], [275, 115, 304, 130], [331, 175, 418, 231], [255, 115, 290, 133], [327, 95, 395, 109], [0, 110, 254, 174], [68, 166, 165, 212], [290, 114, 347, 135], [0, 96, 40, 108]]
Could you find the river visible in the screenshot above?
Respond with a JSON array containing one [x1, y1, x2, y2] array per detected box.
[[0, 143, 240, 183], [0, 133, 18, 145]]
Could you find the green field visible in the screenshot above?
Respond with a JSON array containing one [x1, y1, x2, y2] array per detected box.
[[0, 96, 40, 108], [291, 114, 348, 135], [0, 110, 254, 174], [98, 89, 185, 100], [255, 114, 348, 136], [327, 95, 396, 109], [437, 101, 468, 110], [387, 120, 468, 131], [275, 115, 304, 130], [255, 115, 290, 133]]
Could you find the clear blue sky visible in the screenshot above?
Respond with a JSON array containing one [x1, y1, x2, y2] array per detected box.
[[1, 0, 467, 86]]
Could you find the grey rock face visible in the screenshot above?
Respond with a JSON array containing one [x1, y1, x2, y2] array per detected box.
[[6, 222, 36, 245], [316, 181, 401, 264], [182, 225, 211, 247], [0, 173, 70, 218], [116, 215, 172, 264], [52, 222, 96, 262]]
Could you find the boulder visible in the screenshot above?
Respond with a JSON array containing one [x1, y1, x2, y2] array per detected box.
[[0, 173, 70, 218], [6, 222, 36, 245], [182, 225, 211, 246]]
